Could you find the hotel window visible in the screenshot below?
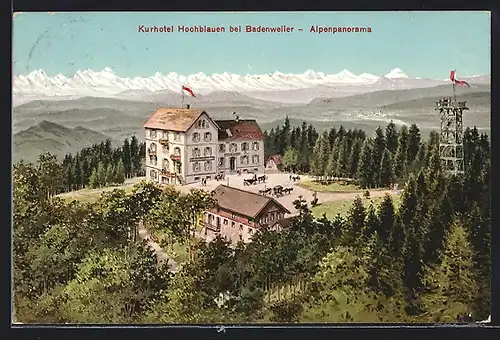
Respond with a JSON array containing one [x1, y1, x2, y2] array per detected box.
[[150, 143, 157, 152], [150, 130, 157, 138], [218, 157, 225, 167], [174, 147, 181, 156], [150, 170, 158, 180], [204, 132, 212, 142], [249, 228, 253, 234], [252, 155, 259, 164], [229, 143, 237, 152], [162, 158, 169, 170], [204, 161, 212, 171], [162, 144, 169, 153], [150, 156, 157, 166], [193, 132, 200, 143], [241, 142, 249, 151], [174, 133, 180, 141], [204, 147, 212, 157], [240, 155, 249, 165], [232, 221, 235, 228], [201, 120, 207, 128], [264, 215, 269, 223], [193, 148, 201, 158], [239, 225, 243, 231], [253, 142, 259, 151], [193, 162, 200, 172], [219, 144, 226, 152], [224, 219, 228, 225], [239, 235, 243, 241], [270, 213, 274, 221], [162, 131, 168, 139]]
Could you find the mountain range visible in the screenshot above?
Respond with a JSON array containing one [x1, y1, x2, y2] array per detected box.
[[13, 120, 113, 163], [13, 68, 490, 106]]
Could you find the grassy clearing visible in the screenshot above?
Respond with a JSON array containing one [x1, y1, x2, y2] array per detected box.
[[311, 194, 402, 220], [297, 180, 362, 193], [57, 177, 145, 203]]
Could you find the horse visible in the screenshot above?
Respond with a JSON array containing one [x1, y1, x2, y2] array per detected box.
[[283, 187, 294, 195], [257, 175, 267, 183], [259, 187, 272, 196], [244, 178, 256, 186], [273, 185, 283, 197]]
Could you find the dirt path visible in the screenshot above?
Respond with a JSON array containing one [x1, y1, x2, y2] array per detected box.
[[137, 223, 179, 273]]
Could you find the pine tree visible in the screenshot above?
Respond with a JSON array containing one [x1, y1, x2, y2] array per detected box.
[[105, 163, 114, 185], [364, 203, 380, 239], [342, 196, 366, 246], [97, 162, 106, 187], [422, 219, 478, 322], [336, 140, 350, 178], [73, 154, 83, 190], [393, 126, 409, 180], [379, 148, 394, 188], [407, 124, 421, 162], [377, 194, 395, 244], [348, 139, 362, 178], [89, 168, 99, 189], [130, 135, 141, 177], [310, 133, 330, 178], [122, 139, 132, 178], [385, 121, 399, 155], [357, 139, 374, 188], [372, 127, 386, 186], [115, 159, 126, 184]]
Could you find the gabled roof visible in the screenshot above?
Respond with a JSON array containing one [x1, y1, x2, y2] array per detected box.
[[267, 154, 282, 165], [272, 216, 298, 229], [143, 108, 207, 132], [211, 185, 290, 219], [215, 119, 264, 141]]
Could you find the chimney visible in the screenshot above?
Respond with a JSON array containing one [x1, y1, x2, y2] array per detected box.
[[186, 104, 190, 109]]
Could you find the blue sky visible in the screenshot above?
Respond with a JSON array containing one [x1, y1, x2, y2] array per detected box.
[[13, 11, 490, 78]]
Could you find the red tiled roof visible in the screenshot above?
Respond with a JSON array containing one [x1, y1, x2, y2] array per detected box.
[[215, 119, 264, 141], [267, 154, 282, 165]]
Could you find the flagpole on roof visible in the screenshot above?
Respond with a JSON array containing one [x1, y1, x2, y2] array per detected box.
[[181, 85, 185, 109]]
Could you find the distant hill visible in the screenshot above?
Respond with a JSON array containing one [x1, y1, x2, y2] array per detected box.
[[308, 84, 490, 108], [13, 120, 113, 163], [383, 91, 491, 110]]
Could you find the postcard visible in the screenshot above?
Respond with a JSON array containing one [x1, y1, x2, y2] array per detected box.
[[12, 11, 491, 325]]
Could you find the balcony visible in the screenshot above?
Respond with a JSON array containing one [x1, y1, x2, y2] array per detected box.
[[160, 169, 177, 178], [159, 139, 169, 145], [202, 221, 221, 232], [170, 154, 181, 161]]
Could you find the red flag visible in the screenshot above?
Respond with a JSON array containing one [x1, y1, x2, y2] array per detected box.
[[182, 85, 196, 97], [454, 79, 470, 87], [450, 70, 456, 81]]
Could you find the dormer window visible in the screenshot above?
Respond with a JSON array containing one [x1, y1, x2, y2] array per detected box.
[[253, 142, 259, 151], [229, 143, 237, 153], [193, 132, 200, 143]]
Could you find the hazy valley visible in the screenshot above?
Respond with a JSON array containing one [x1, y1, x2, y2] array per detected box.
[[12, 69, 490, 163]]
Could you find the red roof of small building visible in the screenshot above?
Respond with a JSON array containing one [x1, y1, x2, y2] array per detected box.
[[267, 154, 282, 165], [215, 119, 264, 141]]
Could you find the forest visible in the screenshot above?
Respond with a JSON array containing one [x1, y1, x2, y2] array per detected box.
[[12, 118, 491, 323]]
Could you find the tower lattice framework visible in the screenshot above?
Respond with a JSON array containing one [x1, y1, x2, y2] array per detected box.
[[435, 97, 468, 175]]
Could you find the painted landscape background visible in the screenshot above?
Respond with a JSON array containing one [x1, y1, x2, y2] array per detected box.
[[12, 68, 490, 163]]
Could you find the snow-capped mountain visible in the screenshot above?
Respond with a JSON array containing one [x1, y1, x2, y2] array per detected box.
[[12, 67, 488, 105]]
